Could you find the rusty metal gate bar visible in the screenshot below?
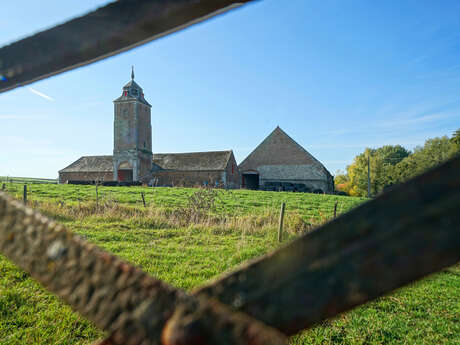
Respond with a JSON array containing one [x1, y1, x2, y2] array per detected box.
[[0, 0, 253, 94], [0, 1, 459, 344]]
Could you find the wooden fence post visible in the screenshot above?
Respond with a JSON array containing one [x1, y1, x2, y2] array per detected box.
[[95, 184, 99, 212], [334, 200, 338, 219], [141, 192, 146, 207], [23, 185, 27, 205], [278, 202, 286, 242]]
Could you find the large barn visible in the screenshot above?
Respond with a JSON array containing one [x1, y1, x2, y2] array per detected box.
[[238, 127, 334, 193], [59, 69, 333, 192]]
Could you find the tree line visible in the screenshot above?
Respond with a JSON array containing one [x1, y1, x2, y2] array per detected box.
[[335, 129, 460, 197]]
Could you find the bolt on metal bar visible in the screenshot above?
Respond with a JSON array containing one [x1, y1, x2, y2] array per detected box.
[[0, 0, 255, 93]]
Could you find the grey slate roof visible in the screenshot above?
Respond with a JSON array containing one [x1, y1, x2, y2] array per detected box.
[[113, 78, 151, 106], [60, 150, 233, 174], [153, 151, 232, 171], [59, 156, 113, 173]]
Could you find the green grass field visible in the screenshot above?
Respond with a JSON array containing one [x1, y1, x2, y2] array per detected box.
[[0, 177, 57, 184], [0, 183, 458, 345]]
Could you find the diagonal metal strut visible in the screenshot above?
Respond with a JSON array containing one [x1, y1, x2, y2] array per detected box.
[[0, 0, 254, 93]]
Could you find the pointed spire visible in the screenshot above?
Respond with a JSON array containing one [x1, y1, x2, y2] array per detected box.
[[131, 66, 135, 80]]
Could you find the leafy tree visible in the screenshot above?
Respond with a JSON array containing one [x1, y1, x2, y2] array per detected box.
[[450, 128, 460, 154], [393, 135, 456, 182], [346, 145, 410, 197], [334, 171, 350, 195], [337, 131, 458, 197]]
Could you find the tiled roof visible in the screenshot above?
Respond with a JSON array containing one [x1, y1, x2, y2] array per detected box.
[[59, 156, 113, 173], [239, 127, 332, 176], [59, 150, 234, 174], [153, 151, 232, 171]]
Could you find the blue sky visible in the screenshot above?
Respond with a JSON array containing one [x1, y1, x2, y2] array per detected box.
[[1, 0, 459, 178]]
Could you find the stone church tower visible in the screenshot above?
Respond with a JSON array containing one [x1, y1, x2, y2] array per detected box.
[[113, 68, 152, 182]]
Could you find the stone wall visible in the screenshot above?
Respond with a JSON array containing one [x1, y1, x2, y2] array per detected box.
[[224, 152, 241, 188], [152, 170, 225, 187], [136, 103, 152, 152], [114, 102, 137, 152]]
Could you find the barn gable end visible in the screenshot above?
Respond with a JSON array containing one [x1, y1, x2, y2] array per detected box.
[[239, 127, 333, 193]]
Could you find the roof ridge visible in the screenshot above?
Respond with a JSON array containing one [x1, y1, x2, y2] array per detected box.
[[153, 150, 232, 155], [58, 156, 85, 173], [59, 155, 114, 173]]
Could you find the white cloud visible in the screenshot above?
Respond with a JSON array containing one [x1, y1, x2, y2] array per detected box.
[[377, 112, 456, 128], [28, 87, 55, 101]]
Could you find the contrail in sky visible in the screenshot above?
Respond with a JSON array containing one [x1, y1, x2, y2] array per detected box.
[[28, 87, 55, 101]]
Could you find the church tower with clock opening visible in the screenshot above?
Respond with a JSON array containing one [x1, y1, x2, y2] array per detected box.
[[113, 67, 152, 182]]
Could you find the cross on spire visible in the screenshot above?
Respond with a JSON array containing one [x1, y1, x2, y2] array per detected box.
[[131, 66, 135, 80]]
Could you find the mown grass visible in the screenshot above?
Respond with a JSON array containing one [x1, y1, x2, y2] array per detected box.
[[0, 183, 458, 345]]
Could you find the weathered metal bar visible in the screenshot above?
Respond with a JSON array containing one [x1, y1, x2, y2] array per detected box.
[[195, 156, 460, 335], [0, 0, 254, 93], [0, 193, 286, 345]]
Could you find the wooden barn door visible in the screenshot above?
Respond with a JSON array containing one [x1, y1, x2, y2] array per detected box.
[[117, 169, 133, 182]]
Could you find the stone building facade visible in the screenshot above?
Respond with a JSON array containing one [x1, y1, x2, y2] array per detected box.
[[113, 68, 152, 182], [151, 151, 240, 188], [238, 127, 334, 193]]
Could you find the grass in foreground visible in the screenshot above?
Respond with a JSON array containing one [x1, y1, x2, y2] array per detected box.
[[0, 183, 458, 344]]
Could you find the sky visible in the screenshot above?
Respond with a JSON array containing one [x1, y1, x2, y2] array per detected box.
[[1, 0, 460, 179]]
